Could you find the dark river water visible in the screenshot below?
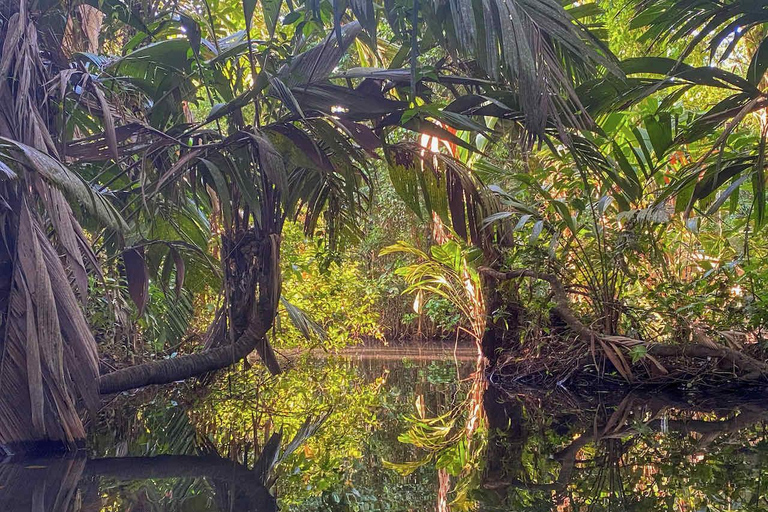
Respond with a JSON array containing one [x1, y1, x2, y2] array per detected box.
[[3, 345, 768, 511]]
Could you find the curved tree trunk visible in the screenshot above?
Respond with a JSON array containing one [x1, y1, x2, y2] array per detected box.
[[99, 320, 276, 394], [100, 231, 283, 395]]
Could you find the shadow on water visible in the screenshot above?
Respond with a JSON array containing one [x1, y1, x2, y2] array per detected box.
[[0, 406, 323, 511], [0, 451, 277, 512], [4, 347, 768, 510]]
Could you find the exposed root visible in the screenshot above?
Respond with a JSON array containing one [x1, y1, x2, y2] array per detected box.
[[480, 267, 768, 386]]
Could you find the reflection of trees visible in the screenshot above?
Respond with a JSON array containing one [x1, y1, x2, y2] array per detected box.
[[88, 352, 474, 511], [479, 388, 768, 511], [32, 381, 329, 512], [88, 451, 278, 511], [382, 355, 487, 511], [0, 449, 277, 512], [2, 405, 330, 512], [189, 356, 383, 506]]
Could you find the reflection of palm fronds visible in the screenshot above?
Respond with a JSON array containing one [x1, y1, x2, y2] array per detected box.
[[386, 360, 487, 511]]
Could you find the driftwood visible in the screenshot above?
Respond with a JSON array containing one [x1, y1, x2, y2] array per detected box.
[[480, 266, 768, 384]]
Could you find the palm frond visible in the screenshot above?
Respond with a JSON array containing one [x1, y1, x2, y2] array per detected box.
[[631, 0, 768, 65]]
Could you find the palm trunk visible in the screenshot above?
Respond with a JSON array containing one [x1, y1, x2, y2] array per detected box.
[[99, 319, 275, 394], [100, 230, 283, 394]]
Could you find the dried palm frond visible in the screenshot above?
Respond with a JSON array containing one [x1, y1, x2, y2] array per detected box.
[[0, 0, 108, 452]]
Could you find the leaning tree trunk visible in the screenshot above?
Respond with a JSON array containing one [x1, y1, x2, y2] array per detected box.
[[100, 230, 283, 394], [0, 0, 101, 454]]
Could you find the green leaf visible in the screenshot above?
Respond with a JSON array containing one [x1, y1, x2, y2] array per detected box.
[[243, 0, 258, 32], [748, 37, 768, 85], [438, 110, 489, 134], [283, 11, 302, 24], [530, 220, 544, 243], [261, 0, 283, 37], [269, 75, 305, 117], [621, 56, 757, 92], [645, 113, 672, 161], [610, 143, 641, 201], [349, 0, 376, 43], [551, 200, 576, 233], [205, 73, 270, 124], [400, 108, 418, 125], [597, 195, 613, 216], [629, 345, 647, 364], [706, 174, 750, 216], [278, 21, 362, 87], [385, 148, 423, 219]]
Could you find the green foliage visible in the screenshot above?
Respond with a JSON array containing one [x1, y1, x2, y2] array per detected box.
[[420, 297, 462, 333], [383, 238, 485, 340], [277, 222, 383, 349], [9, 0, 768, 461]]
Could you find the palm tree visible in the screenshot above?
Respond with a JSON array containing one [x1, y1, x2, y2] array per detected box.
[[579, 0, 768, 226], [0, 0, 618, 451], [0, 0, 108, 452]]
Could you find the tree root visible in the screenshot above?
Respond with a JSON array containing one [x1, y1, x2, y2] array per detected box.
[[480, 266, 768, 384]]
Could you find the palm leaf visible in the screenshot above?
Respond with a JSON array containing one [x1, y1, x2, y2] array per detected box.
[[1, 139, 126, 230]]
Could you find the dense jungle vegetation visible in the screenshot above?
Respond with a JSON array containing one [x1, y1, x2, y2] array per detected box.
[[2, 0, 768, 457]]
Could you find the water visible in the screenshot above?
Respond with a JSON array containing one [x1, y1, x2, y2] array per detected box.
[[3, 346, 768, 511]]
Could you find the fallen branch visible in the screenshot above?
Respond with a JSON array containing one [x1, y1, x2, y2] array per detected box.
[[645, 344, 768, 381]]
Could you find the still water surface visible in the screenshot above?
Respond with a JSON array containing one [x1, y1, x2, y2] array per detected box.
[[3, 346, 768, 511]]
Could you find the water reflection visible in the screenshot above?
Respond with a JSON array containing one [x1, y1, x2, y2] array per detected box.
[[479, 387, 768, 511], [3, 348, 768, 511], [0, 450, 276, 512]]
